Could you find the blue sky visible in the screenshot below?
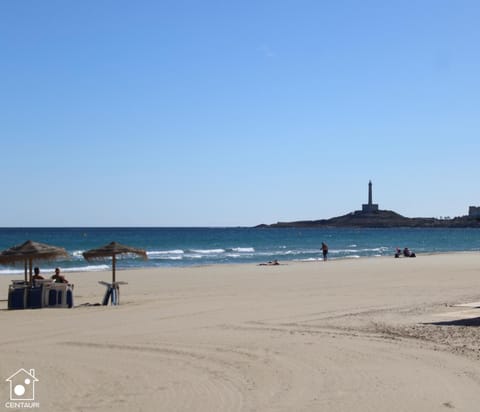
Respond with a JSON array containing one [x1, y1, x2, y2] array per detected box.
[[1, 0, 479, 226]]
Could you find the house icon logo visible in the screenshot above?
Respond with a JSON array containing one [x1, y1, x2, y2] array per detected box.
[[5, 369, 39, 401]]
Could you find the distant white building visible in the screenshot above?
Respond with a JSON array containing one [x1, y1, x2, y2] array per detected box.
[[469, 206, 480, 217]]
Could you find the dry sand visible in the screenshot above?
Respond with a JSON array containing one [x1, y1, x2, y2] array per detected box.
[[1, 253, 480, 411]]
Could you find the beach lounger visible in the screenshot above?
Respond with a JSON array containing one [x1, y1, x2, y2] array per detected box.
[[99, 281, 128, 305], [48, 283, 74, 308], [26, 286, 43, 309], [8, 284, 27, 310]]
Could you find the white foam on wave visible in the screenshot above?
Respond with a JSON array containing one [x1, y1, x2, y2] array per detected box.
[[0, 264, 111, 276], [331, 246, 389, 254], [62, 265, 110, 272], [295, 257, 320, 262], [256, 251, 288, 257], [147, 250, 184, 261], [71, 250, 85, 259], [190, 249, 225, 254], [0, 269, 25, 275], [230, 247, 255, 253], [185, 254, 203, 259], [331, 249, 359, 254], [288, 249, 320, 255], [258, 249, 318, 257], [147, 250, 184, 257]]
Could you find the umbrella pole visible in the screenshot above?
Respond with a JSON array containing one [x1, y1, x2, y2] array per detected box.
[[24, 260, 28, 283], [112, 254, 116, 284], [29, 258, 33, 285]]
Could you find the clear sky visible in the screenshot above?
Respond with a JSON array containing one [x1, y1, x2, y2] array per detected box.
[[1, 0, 479, 227]]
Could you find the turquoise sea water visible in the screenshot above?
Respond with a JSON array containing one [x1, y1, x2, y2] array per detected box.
[[1, 227, 480, 275]]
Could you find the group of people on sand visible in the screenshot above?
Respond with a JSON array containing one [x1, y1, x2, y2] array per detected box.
[[259, 242, 417, 264], [395, 247, 416, 258], [32, 267, 70, 283]]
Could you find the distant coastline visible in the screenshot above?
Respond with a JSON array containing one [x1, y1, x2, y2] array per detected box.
[[257, 180, 480, 228], [255, 209, 480, 228]]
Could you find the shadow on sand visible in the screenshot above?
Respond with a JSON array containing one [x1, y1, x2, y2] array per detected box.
[[424, 317, 480, 327]]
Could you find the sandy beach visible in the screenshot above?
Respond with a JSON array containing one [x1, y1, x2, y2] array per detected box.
[[1, 253, 480, 411]]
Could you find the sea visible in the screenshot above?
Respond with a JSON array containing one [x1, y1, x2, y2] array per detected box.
[[1, 227, 480, 275]]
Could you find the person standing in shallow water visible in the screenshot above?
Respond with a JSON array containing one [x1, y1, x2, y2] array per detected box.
[[321, 242, 328, 261]]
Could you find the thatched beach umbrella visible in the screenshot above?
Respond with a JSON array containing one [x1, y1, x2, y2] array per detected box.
[[82, 241, 147, 283], [0, 240, 68, 283]]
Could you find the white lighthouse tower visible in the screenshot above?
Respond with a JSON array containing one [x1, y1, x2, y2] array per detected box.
[[362, 180, 379, 212]]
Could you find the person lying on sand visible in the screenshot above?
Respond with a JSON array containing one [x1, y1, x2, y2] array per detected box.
[[258, 260, 280, 266]]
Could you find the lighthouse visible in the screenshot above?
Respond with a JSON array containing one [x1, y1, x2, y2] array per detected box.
[[362, 180, 379, 212]]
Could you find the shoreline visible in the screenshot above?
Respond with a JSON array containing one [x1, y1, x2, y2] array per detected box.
[[1, 249, 479, 277]]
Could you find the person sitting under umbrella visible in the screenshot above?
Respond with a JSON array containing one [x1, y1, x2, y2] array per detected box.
[[32, 267, 44, 280], [51, 267, 68, 283]]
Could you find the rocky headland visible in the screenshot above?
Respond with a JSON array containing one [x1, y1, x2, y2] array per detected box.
[[256, 210, 480, 228]]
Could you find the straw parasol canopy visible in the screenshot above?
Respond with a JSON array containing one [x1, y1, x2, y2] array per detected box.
[[0, 240, 69, 283], [82, 241, 147, 283]]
